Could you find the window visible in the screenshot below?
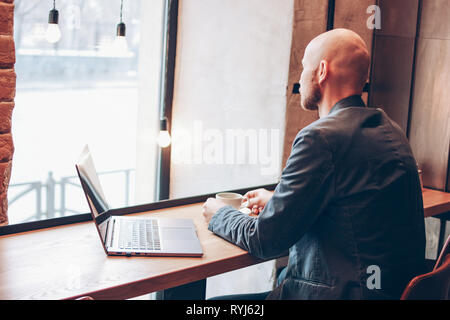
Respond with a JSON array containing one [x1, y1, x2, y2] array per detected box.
[[8, 0, 166, 225]]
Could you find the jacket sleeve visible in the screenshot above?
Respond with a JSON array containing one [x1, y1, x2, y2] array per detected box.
[[208, 128, 335, 260]]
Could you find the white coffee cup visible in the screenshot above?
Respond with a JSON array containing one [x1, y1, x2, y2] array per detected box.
[[215, 192, 244, 209]]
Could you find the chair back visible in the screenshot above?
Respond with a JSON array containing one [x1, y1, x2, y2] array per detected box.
[[434, 235, 450, 270], [401, 235, 450, 300]]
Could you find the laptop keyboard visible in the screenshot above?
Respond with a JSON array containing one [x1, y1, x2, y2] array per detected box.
[[118, 219, 161, 251]]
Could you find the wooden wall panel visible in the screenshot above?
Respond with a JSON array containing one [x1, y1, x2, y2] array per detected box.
[[408, 0, 450, 191], [368, 0, 419, 133], [282, 0, 328, 167], [375, 0, 419, 38], [408, 19, 450, 190], [419, 0, 450, 40], [369, 36, 416, 131]]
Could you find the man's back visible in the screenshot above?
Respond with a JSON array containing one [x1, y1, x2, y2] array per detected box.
[[273, 96, 426, 299], [207, 96, 426, 300]]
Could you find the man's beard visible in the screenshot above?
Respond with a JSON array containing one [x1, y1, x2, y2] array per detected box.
[[301, 80, 321, 111]]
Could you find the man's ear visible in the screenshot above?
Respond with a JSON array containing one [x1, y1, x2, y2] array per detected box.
[[317, 60, 328, 85]]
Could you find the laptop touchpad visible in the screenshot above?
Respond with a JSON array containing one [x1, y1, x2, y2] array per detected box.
[[162, 227, 195, 240]]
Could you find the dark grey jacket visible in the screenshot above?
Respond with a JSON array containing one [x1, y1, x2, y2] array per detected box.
[[208, 95, 426, 299]]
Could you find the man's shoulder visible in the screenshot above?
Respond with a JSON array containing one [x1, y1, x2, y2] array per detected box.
[[298, 107, 389, 141]]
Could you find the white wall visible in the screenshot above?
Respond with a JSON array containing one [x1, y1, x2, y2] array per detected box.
[[170, 0, 294, 198]]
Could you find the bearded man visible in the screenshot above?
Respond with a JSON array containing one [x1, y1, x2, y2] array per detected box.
[[202, 28, 426, 300]]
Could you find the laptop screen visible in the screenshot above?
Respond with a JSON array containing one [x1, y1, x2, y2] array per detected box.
[[76, 145, 110, 218]]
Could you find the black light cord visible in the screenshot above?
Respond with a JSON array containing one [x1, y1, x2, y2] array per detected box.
[[116, 0, 126, 37], [120, 0, 124, 23]]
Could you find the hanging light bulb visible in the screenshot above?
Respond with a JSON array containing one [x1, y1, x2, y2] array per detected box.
[[157, 118, 171, 148], [113, 0, 128, 55], [113, 22, 128, 54], [46, 0, 61, 43]]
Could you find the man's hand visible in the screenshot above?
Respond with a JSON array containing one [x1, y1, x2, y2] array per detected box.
[[243, 188, 274, 215], [202, 198, 229, 224]]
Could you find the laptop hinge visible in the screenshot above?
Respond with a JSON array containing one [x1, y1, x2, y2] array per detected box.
[[104, 217, 115, 249]]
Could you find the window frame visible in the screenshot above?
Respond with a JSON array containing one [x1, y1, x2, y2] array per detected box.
[[156, 0, 178, 201]]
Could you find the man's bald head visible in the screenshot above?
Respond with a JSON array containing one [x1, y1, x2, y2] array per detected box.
[[299, 28, 370, 112]]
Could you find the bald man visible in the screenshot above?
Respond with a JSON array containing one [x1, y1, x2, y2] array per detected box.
[[202, 29, 426, 300]]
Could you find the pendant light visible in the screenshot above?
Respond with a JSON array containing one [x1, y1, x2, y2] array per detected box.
[[46, 0, 61, 43], [157, 118, 171, 148], [113, 0, 128, 54]]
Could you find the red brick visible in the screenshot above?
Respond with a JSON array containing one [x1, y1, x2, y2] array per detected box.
[[0, 160, 11, 224], [0, 35, 14, 67], [0, 1, 12, 224], [0, 68, 16, 101], [0, 133, 13, 162], [0, 191, 8, 225], [0, 2, 14, 35], [0, 101, 13, 133], [0, 160, 11, 195]]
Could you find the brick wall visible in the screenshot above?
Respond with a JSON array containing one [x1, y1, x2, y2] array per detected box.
[[0, 0, 15, 226]]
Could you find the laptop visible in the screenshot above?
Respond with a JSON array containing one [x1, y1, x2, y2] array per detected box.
[[75, 145, 203, 257]]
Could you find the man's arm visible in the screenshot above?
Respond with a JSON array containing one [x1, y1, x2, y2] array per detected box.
[[208, 128, 335, 260]]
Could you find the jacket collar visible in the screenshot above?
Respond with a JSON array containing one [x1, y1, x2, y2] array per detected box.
[[329, 95, 366, 115]]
